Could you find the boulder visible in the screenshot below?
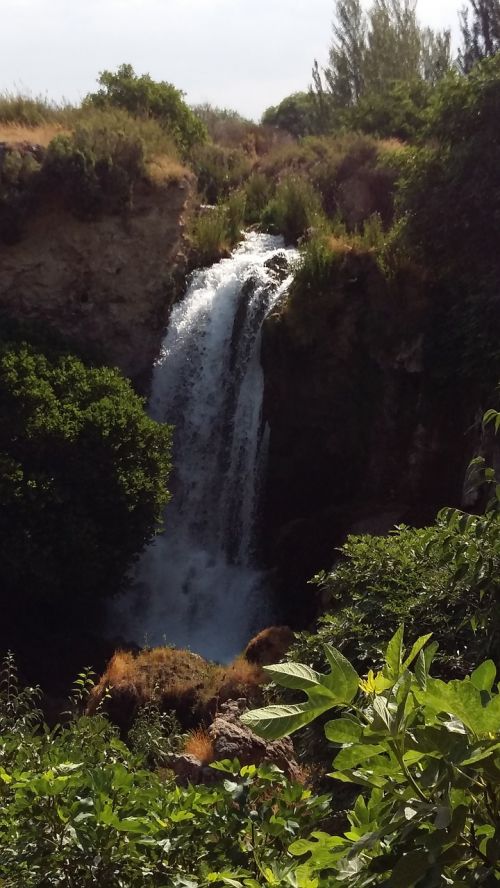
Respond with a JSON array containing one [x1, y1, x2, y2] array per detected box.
[[208, 699, 302, 782], [264, 252, 289, 281]]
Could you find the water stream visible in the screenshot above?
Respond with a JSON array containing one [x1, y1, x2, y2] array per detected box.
[[121, 232, 297, 662]]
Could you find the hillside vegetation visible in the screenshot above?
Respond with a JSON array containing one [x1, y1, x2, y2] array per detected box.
[[2, 0, 500, 883]]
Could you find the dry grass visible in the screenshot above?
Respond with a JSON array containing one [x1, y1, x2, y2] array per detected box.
[[0, 123, 68, 146], [184, 728, 215, 764], [145, 155, 189, 186], [88, 645, 266, 729]]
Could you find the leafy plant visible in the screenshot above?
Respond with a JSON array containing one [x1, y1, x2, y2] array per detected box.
[[262, 176, 324, 245], [289, 508, 500, 681], [0, 339, 172, 653], [84, 63, 206, 155], [244, 628, 500, 885]]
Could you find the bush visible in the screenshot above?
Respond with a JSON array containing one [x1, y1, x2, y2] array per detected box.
[[0, 91, 69, 126], [243, 171, 272, 223], [189, 204, 229, 264], [262, 175, 324, 244], [262, 91, 321, 138], [245, 628, 500, 885], [85, 63, 206, 155], [289, 509, 500, 681], [190, 141, 252, 203], [258, 134, 403, 230], [0, 339, 172, 645], [0, 653, 328, 886]]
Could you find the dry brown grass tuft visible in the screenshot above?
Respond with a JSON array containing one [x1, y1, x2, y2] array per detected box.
[[184, 728, 215, 764], [88, 645, 267, 730], [217, 656, 265, 704], [0, 123, 68, 146], [145, 155, 189, 186]]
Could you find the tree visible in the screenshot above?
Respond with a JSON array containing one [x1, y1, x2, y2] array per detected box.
[[85, 63, 206, 154], [0, 339, 172, 641], [262, 92, 321, 137], [363, 0, 423, 92], [315, 0, 451, 124], [421, 26, 452, 85], [324, 0, 367, 107], [459, 0, 500, 72]]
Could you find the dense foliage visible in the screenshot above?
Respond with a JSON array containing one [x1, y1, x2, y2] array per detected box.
[[85, 63, 206, 155], [0, 339, 172, 645], [0, 655, 329, 887], [245, 628, 500, 885], [289, 510, 500, 680]]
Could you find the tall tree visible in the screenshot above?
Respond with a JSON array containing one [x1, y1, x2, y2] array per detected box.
[[421, 27, 452, 84], [324, 0, 367, 107], [459, 0, 500, 72], [363, 0, 422, 90]]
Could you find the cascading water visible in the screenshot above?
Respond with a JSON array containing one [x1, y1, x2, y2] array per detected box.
[[122, 232, 297, 662]]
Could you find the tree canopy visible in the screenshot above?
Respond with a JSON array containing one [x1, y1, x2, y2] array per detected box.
[[85, 63, 206, 154], [0, 339, 172, 642]]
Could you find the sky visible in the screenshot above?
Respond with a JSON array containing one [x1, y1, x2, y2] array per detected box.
[[1, 0, 461, 121]]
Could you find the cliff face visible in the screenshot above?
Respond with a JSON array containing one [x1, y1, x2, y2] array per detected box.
[[261, 250, 483, 623], [0, 174, 194, 385]]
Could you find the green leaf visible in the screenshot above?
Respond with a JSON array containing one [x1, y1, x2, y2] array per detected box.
[[390, 850, 430, 887], [263, 663, 334, 698], [402, 634, 433, 671], [384, 626, 404, 679], [241, 702, 333, 741], [323, 645, 360, 703], [334, 744, 386, 770], [416, 677, 500, 736], [324, 718, 362, 744], [471, 660, 496, 693]]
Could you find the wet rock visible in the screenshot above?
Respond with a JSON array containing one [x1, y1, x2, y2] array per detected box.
[[264, 252, 289, 282]]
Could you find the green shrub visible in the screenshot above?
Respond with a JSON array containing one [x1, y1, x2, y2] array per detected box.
[[225, 189, 246, 243], [0, 339, 172, 645], [243, 171, 272, 223], [262, 175, 324, 244], [0, 91, 69, 126], [191, 141, 252, 203], [0, 653, 329, 886], [289, 508, 500, 681], [189, 204, 229, 264], [84, 63, 206, 155], [245, 628, 500, 885]]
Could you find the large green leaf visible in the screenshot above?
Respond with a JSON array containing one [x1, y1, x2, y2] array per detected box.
[[243, 648, 360, 740], [471, 660, 496, 693], [263, 663, 333, 697], [324, 719, 362, 744], [384, 626, 404, 680], [240, 702, 334, 741], [323, 645, 360, 703], [416, 678, 500, 736]]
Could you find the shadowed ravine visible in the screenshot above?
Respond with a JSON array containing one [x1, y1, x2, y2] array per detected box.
[[118, 232, 297, 661]]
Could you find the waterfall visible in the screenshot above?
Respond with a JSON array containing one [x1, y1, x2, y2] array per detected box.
[[122, 232, 297, 662]]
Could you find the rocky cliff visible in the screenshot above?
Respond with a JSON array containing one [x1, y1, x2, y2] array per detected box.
[[261, 248, 491, 623], [0, 171, 194, 386]]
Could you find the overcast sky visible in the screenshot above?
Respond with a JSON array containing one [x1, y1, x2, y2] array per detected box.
[[1, 0, 461, 120]]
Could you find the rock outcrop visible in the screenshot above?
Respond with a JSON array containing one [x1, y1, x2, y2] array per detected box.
[[0, 172, 194, 388], [167, 700, 302, 786], [261, 248, 485, 623], [209, 699, 301, 781]]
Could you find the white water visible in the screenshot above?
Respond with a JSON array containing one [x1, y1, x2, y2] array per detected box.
[[122, 232, 297, 662]]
